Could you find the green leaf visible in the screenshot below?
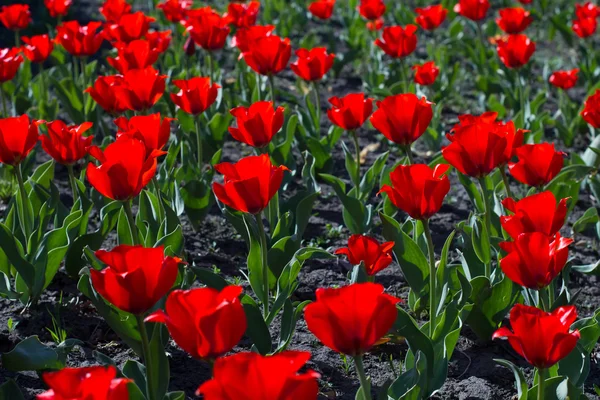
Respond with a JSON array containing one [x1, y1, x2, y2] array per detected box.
[[241, 296, 271, 355], [0, 379, 24, 400], [148, 323, 169, 400], [471, 217, 491, 265], [1, 336, 71, 371], [572, 207, 599, 233], [494, 359, 528, 400]]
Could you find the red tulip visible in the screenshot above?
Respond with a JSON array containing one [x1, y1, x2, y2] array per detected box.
[[186, 7, 230, 51], [196, 351, 320, 399], [508, 143, 565, 187], [496, 7, 533, 34], [375, 25, 418, 58], [86, 75, 128, 115], [0, 47, 24, 83], [107, 40, 160, 74], [114, 113, 173, 157], [232, 24, 275, 53], [415, 5, 448, 31], [367, 18, 384, 31], [309, 0, 335, 20], [242, 34, 292, 75], [157, 0, 192, 23], [40, 120, 94, 165], [56, 21, 105, 57], [500, 191, 568, 240], [380, 164, 450, 220], [496, 34, 535, 69], [412, 61, 439, 86], [21, 35, 54, 64], [327, 93, 374, 131], [582, 89, 600, 128], [44, 0, 72, 18], [37, 366, 130, 400], [100, 0, 132, 22], [549, 69, 579, 90], [225, 1, 260, 28], [518, 0, 533, 4], [499, 233, 573, 290], [114, 67, 167, 112], [86, 137, 164, 201], [0, 4, 31, 31], [170, 77, 220, 116], [359, 0, 386, 21], [229, 101, 284, 148], [575, 2, 600, 19], [493, 304, 580, 369], [290, 47, 335, 82], [572, 17, 597, 38], [104, 12, 155, 44], [145, 30, 172, 53], [145, 286, 246, 360], [304, 283, 400, 356], [370, 94, 433, 146], [454, 0, 490, 21], [213, 154, 289, 214], [0, 115, 41, 166], [335, 235, 395, 276]]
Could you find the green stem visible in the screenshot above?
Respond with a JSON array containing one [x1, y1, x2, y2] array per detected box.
[[207, 51, 214, 82], [67, 164, 79, 204], [537, 368, 546, 400], [350, 130, 361, 189], [404, 145, 415, 165], [478, 177, 492, 279], [423, 219, 437, 338], [122, 200, 139, 245], [312, 81, 321, 133], [500, 167, 513, 199], [399, 57, 408, 93], [256, 73, 262, 101], [40, 68, 48, 118], [135, 315, 157, 400], [268, 74, 276, 102], [517, 74, 526, 128], [0, 85, 7, 117], [547, 281, 555, 310], [14, 164, 32, 247], [14, 31, 20, 48], [353, 356, 372, 400], [73, 57, 79, 87], [195, 116, 203, 171], [254, 213, 270, 319], [152, 177, 165, 222]]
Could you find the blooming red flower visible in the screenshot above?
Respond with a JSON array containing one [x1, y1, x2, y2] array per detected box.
[[21, 35, 54, 64], [500, 191, 568, 240], [56, 21, 105, 57], [157, 0, 192, 23], [113, 67, 167, 112], [304, 283, 400, 356], [242, 34, 292, 75], [576, 2, 600, 19], [508, 143, 565, 187], [493, 304, 580, 369], [0, 4, 31, 31], [100, 0, 131, 22], [496, 7, 533, 34], [582, 89, 600, 127], [232, 24, 275, 53], [0, 47, 23, 83], [309, 0, 335, 20], [415, 5, 448, 31], [196, 351, 320, 399], [499, 232, 572, 290], [335, 235, 395, 276], [359, 0, 386, 21], [327, 93, 374, 131], [225, 1, 260, 28], [104, 12, 155, 44], [496, 34, 535, 69], [229, 101, 284, 148], [375, 25, 418, 58], [0, 115, 41, 166], [37, 366, 130, 400], [40, 120, 94, 165], [370, 94, 433, 146], [549, 69, 579, 90], [186, 7, 230, 51], [91, 245, 181, 315], [107, 40, 160, 74], [86, 137, 164, 201], [572, 16, 597, 38], [380, 164, 450, 220], [114, 113, 173, 157], [44, 0, 72, 18], [412, 61, 439, 86], [145, 286, 246, 360], [86, 76, 128, 115], [454, 0, 489, 21], [213, 154, 289, 214], [145, 30, 172, 53], [170, 77, 220, 116], [290, 47, 335, 82]]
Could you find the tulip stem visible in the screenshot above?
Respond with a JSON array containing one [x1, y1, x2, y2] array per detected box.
[[123, 200, 139, 245], [517, 74, 526, 128], [135, 315, 156, 400], [14, 164, 32, 248], [478, 177, 492, 279], [195, 117, 203, 171], [353, 356, 372, 400], [152, 177, 165, 223], [537, 368, 546, 400], [423, 219, 437, 338], [14, 31, 19, 48], [67, 164, 80, 204], [500, 167, 513, 199], [268, 74, 276, 103], [254, 213, 270, 318], [350, 130, 361, 190], [0, 85, 7, 117], [398, 57, 408, 93], [404, 145, 414, 165], [311, 81, 321, 133]]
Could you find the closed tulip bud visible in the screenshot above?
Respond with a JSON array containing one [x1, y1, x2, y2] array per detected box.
[[549, 69, 579, 90], [327, 93, 374, 131], [508, 143, 565, 187], [0, 115, 41, 166], [454, 0, 490, 21], [496, 7, 533, 34], [335, 235, 395, 276], [290, 47, 335, 81], [309, 0, 335, 20], [229, 101, 284, 148], [375, 25, 418, 58], [37, 366, 131, 400], [40, 120, 94, 165], [359, 0, 386, 21], [170, 77, 220, 116], [415, 5, 448, 31], [0, 4, 31, 31]]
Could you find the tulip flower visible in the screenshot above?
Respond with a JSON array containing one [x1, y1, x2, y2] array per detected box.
[[496, 8, 533, 34], [37, 366, 131, 400], [412, 61, 440, 86], [170, 77, 220, 116], [21, 35, 54, 64], [113, 67, 167, 112], [56, 21, 105, 57], [104, 12, 155, 44], [576, 2, 600, 18], [229, 101, 284, 148], [499, 232, 572, 290], [146, 30, 172, 54], [232, 24, 275, 53], [582, 89, 600, 128], [40, 120, 94, 166], [327, 93, 374, 131], [359, 0, 386, 24], [0, 115, 41, 167], [107, 40, 161, 74], [375, 25, 418, 59], [415, 4, 448, 31], [0, 4, 31, 33], [225, 1, 260, 28], [572, 16, 597, 37], [157, 0, 192, 23], [508, 143, 565, 187], [309, 0, 335, 20], [145, 286, 246, 360], [290, 47, 335, 82], [496, 34, 536, 69], [44, 0, 72, 18], [500, 191, 568, 240], [197, 351, 320, 399], [242, 34, 292, 77], [86, 75, 128, 115], [0, 47, 24, 85], [453, 0, 490, 21], [114, 113, 173, 157], [100, 0, 132, 22], [186, 7, 231, 51], [335, 235, 395, 277], [549, 69, 579, 90]]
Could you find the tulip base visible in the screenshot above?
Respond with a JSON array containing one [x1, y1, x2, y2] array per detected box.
[[537, 368, 545, 400]]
